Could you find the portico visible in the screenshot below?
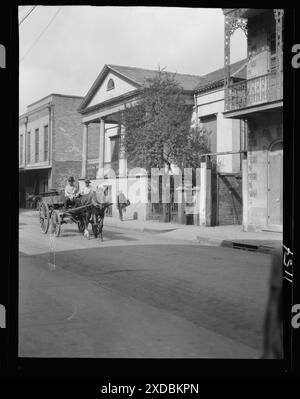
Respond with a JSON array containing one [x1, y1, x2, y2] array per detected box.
[[79, 97, 135, 178], [77, 65, 145, 218], [77, 63, 204, 222], [80, 114, 127, 181]]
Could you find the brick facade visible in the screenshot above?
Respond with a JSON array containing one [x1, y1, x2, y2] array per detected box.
[[52, 96, 85, 162], [51, 160, 82, 190], [19, 94, 101, 207]]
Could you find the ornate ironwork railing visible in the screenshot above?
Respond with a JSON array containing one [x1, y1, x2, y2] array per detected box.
[[225, 71, 283, 112]]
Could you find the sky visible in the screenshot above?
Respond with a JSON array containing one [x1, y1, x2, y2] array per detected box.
[[19, 6, 247, 115]]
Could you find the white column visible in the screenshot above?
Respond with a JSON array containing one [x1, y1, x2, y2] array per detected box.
[[199, 160, 211, 226], [242, 152, 248, 231], [97, 118, 105, 178], [119, 124, 127, 177], [177, 187, 185, 224], [81, 123, 88, 179], [24, 117, 28, 168]]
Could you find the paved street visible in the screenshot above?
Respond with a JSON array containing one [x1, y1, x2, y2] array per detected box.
[[19, 210, 272, 358]]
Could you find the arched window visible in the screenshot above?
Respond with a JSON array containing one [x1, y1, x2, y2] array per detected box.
[[107, 78, 115, 91], [269, 140, 283, 152]]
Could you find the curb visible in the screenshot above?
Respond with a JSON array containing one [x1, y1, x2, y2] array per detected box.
[[106, 223, 276, 253], [195, 236, 278, 253], [104, 220, 181, 234], [21, 212, 280, 253], [221, 240, 275, 254]]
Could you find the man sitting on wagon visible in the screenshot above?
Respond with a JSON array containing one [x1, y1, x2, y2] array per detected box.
[[79, 178, 94, 196], [64, 176, 79, 208]]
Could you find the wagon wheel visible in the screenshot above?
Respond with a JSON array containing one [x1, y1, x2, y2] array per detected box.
[[39, 201, 50, 234], [51, 210, 62, 237], [77, 218, 85, 234]]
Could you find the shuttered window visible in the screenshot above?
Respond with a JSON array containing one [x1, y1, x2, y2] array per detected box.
[[44, 125, 49, 161], [20, 135, 23, 165], [199, 114, 217, 153], [35, 128, 39, 163], [27, 131, 31, 163]]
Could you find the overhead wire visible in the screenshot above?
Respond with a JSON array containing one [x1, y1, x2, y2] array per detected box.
[[20, 7, 63, 62], [19, 6, 37, 26]]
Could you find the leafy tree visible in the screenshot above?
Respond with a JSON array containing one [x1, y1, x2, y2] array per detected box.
[[122, 69, 210, 174]]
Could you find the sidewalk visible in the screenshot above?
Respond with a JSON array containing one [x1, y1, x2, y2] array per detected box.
[[20, 209, 282, 253], [104, 216, 282, 253]]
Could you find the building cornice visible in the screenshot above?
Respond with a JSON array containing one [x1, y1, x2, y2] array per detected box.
[[195, 76, 245, 94], [80, 87, 195, 117], [19, 102, 53, 123], [27, 93, 84, 109], [79, 89, 141, 116]]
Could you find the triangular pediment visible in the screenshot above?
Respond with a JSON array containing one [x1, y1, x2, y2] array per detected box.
[[78, 64, 203, 113], [81, 66, 140, 111]]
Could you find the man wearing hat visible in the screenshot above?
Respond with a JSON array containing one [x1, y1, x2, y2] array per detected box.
[[64, 176, 79, 208], [116, 190, 130, 221], [80, 178, 94, 196]]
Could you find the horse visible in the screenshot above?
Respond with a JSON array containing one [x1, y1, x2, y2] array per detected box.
[[73, 187, 112, 241], [71, 192, 93, 236], [88, 186, 112, 241]]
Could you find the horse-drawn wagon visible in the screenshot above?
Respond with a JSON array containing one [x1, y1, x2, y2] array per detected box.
[[38, 187, 112, 240], [38, 189, 86, 237]]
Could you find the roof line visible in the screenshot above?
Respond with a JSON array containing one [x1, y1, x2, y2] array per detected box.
[[78, 64, 148, 112], [79, 63, 204, 112], [19, 101, 52, 120], [27, 93, 84, 108], [194, 58, 247, 93], [78, 65, 110, 111], [107, 63, 204, 80], [107, 65, 142, 86], [202, 58, 247, 79], [231, 61, 248, 77], [195, 76, 245, 94]]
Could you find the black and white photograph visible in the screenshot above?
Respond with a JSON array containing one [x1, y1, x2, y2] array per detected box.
[[1, 1, 299, 383], [16, 6, 287, 362]]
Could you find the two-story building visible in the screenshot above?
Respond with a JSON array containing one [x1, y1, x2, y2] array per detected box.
[[77, 64, 203, 222], [77, 63, 248, 225], [194, 58, 247, 225], [222, 8, 283, 232], [19, 93, 98, 208]]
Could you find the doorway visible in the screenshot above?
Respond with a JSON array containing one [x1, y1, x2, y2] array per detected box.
[[267, 140, 283, 231]]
